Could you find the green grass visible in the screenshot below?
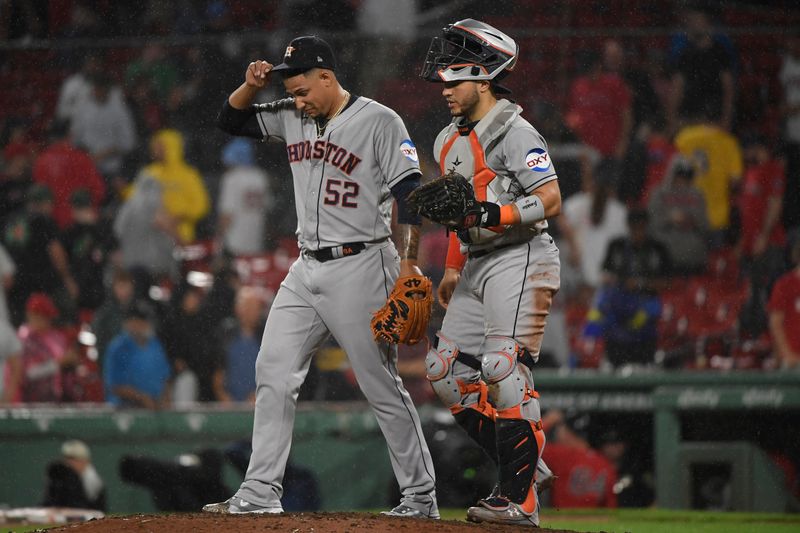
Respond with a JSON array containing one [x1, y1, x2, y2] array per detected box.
[[495, 508, 798, 533], [1, 526, 54, 533], [3, 509, 800, 533]]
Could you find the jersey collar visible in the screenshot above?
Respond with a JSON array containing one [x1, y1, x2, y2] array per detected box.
[[314, 93, 361, 131]]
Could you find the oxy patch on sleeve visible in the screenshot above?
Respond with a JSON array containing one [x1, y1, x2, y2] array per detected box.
[[400, 139, 419, 163], [525, 148, 551, 172]]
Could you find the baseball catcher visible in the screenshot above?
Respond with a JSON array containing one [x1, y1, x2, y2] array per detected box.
[[371, 275, 433, 345], [415, 18, 562, 528]]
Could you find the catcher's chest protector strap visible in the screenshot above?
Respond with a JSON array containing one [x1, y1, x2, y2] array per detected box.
[[439, 99, 520, 203], [438, 99, 519, 165]]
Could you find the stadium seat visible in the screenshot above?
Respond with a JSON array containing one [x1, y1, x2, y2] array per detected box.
[[178, 240, 216, 274], [730, 335, 773, 370]]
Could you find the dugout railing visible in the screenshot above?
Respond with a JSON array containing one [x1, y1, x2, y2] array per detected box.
[[1, 370, 799, 513]]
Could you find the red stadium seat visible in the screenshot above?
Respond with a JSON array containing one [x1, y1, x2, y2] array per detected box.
[[730, 336, 773, 370], [178, 240, 216, 274], [706, 247, 740, 286]]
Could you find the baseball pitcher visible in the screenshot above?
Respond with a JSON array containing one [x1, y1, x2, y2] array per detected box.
[[202, 35, 438, 519]]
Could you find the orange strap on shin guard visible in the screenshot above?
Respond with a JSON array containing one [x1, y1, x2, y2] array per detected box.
[[449, 380, 496, 419]]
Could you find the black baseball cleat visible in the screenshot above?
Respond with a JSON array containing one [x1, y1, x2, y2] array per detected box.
[[466, 496, 539, 527], [479, 473, 555, 506]]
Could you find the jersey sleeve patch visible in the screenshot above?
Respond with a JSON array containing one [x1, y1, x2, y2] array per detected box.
[[525, 148, 552, 172], [400, 139, 419, 163]]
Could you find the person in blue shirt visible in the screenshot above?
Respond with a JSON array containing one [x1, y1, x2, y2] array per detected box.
[[104, 300, 171, 409], [213, 287, 265, 403]]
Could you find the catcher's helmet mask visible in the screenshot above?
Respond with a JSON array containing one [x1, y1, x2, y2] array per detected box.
[[421, 18, 518, 94]]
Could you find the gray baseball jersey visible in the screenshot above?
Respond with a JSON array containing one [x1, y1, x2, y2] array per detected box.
[[434, 97, 561, 357], [254, 97, 420, 249], [434, 99, 558, 254], [233, 96, 437, 512]]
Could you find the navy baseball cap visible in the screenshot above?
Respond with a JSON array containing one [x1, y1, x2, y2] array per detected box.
[[272, 35, 336, 73]]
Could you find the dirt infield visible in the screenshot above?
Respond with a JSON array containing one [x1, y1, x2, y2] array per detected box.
[[44, 512, 586, 532]]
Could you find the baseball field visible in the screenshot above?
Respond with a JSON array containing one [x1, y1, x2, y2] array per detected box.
[[4, 509, 800, 533]]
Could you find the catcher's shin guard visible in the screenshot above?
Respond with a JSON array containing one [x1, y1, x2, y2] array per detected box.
[[496, 418, 544, 511], [427, 333, 497, 461], [481, 335, 544, 514], [453, 408, 498, 465]]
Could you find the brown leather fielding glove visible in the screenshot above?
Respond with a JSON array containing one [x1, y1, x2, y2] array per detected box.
[[371, 275, 433, 345]]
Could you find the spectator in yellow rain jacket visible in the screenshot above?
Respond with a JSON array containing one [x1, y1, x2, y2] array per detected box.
[[133, 129, 210, 243]]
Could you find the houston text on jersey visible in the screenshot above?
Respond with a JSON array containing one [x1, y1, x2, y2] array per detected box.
[[286, 139, 363, 176]]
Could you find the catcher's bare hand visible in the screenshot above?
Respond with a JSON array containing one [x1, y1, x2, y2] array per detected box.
[[437, 268, 460, 309], [246, 60, 273, 89]]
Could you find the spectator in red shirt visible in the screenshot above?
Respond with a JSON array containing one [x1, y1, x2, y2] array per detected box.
[[14, 293, 68, 403], [737, 136, 788, 338], [737, 136, 786, 260], [768, 239, 800, 369], [566, 50, 633, 162], [31, 120, 106, 230], [640, 115, 678, 205], [541, 411, 618, 508]]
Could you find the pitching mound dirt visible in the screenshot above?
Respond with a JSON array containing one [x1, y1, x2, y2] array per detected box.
[[44, 512, 587, 532]]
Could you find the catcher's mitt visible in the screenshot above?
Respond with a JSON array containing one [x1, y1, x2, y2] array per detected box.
[[408, 170, 502, 230], [371, 275, 433, 345], [407, 170, 479, 228]]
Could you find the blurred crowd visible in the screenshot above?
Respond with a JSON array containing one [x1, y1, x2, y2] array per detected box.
[[0, 0, 799, 409]]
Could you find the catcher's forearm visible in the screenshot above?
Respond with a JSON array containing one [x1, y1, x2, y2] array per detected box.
[[498, 180, 562, 226], [445, 231, 466, 271], [409, 171, 561, 231]]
